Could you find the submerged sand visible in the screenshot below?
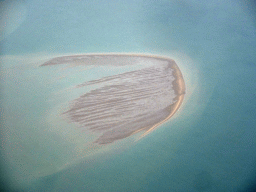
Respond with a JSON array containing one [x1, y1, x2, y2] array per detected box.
[[41, 54, 185, 144]]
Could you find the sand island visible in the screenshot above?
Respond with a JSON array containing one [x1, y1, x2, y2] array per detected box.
[[41, 54, 185, 144]]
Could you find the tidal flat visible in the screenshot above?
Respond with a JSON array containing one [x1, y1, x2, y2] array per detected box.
[[41, 54, 185, 144]]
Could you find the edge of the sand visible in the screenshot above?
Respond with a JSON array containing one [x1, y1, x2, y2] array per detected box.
[[41, 53, 186, 141]]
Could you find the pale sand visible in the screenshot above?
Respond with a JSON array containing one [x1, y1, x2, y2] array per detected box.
[[41, 54, 185, 144], [137, 61, 185, 140]]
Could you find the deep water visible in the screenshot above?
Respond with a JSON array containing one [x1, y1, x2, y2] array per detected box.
[[1, 0, 256, 191]]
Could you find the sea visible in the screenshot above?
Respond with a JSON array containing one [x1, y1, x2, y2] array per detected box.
[[0, 0, 256, 191]]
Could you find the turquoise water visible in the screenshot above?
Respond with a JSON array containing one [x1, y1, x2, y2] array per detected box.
[[1, 0, 256, 191]]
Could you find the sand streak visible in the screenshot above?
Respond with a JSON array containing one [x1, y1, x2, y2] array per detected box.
[[41, 54, 185, 144]]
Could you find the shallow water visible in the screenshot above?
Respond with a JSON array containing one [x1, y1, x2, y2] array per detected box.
[[1, 0, 256, 191]]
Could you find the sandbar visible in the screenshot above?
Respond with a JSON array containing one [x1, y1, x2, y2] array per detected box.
[[41, 54, 185, 144]]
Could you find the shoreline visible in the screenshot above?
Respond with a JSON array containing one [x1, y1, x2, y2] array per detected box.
[[41, 53, 186, 144], [135, 56, 186, 140]]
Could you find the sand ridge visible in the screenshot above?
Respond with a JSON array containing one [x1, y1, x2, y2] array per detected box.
[[41, 54, 186, 144]]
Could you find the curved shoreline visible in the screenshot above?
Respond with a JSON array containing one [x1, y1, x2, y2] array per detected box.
[[41, 53, 186, 144], [135, 55, 186, 140]]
